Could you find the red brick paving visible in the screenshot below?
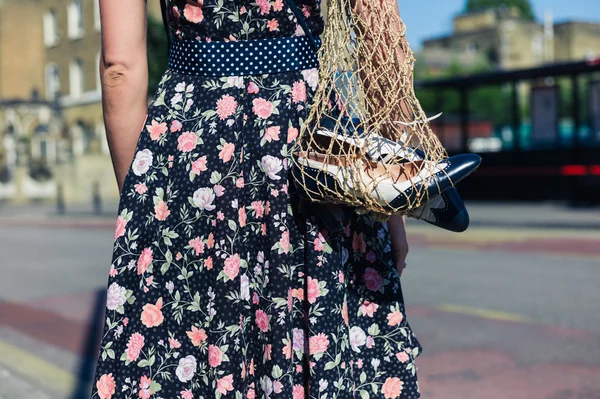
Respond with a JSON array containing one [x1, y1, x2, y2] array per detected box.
[[418, 350, 600, 399], [0, 300, 90, 354]]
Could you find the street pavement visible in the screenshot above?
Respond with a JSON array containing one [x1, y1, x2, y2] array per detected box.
[[0, 201, 599, 398]]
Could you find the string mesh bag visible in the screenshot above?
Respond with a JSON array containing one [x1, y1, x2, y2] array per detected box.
[[291, 0, 449, 218]]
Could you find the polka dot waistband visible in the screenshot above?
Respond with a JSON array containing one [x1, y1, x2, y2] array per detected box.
[[167, 35, 321, 77]]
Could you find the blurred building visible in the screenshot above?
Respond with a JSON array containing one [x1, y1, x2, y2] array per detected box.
[[0, 0, 162, 204], [421, 7, 600, 73]]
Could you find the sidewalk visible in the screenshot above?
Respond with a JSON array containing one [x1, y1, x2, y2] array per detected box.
[[0, 365, 54, 399]]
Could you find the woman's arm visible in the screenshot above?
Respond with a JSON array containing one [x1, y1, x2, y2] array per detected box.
[[388, 214, 408, 276], [100, 0, 149, 193]]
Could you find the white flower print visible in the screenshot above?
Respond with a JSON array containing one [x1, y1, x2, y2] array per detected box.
[[260, 155, 283, 180], [171, 92, 183, 106], [349, 326, 367, 352], [240, 273, 250, 300], [192, 187, 216, 211], [302, 67, 319, 91], [175, 355, 197, 382], [227, 76, 245, 89], [106, 282, 127, 311], [132, 149, 153, 176]]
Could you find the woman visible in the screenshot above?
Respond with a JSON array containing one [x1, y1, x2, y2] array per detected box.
[[92, 0, 421, 398]]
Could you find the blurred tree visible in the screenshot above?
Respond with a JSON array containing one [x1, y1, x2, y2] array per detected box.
[[415, 54, 512, 125], [147, 13, 169, 95], [465, 0, 536, 20]]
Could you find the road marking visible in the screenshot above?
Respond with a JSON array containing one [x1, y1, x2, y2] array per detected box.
[[0, 338, 74, 395], [438, 304, 532, 323]]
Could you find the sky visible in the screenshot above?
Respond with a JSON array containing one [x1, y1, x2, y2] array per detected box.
[[399, 0, 600, 49]]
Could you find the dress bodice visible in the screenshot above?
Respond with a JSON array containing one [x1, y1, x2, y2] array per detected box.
[[164, 0, 325, 42]]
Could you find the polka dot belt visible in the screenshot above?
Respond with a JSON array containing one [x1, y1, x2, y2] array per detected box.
[[167, 35, 321, 77]]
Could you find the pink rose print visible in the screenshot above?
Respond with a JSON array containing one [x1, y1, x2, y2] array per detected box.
[[219, 142, 235, 162], [96, 373, 116, 399], [170, 120, 183, 132], [279, 231, 290, 254], [154, 200, 171, 221], [224, 254, 241, 280], [302, 4, 311, 17], [287, 127, 298, 143], [114, 216, 127, 240], [360, 300, 379, 317], [273, 0, 284, 11], [247, 82, 259, 94], [189, 237, 204, 255], [239, 207, 247, 227], [267, 19, 279, 31], [137, 248, 153, 275], [291, 81, 307, 103], [140, 297, 164, 328], [134, 183, 148, 194], [216, 374, 234, 395], [214, 184, 225, 197], [292, 384, 304, 399], [146, 120, 167, 141], [177, 131, 198, 152], [183, 3, 203, 23], [252, 98, 273, 119], [251, 201, 264, 218], [396, 351, 410, 363], [186, 326, 207, 346], [191, 156, 208, 175], [139, 375, 152, 399], [255, 309, 269, 332], [169, 337, 181, 349], [273, 379, 283, 393], [341, 300, 349, 326], [353, 232, 367, 253], [205, 256, 213, 270], [308, 333, 329, 355], [207, 233, 215, 248], [125, 332, 145, 362], [264, 126, 280, 142], [306, 276, 321, 304], [256, 0, 270, 15], [180, 390, 193, 399], [387, 310, 404, 326], [216, 94, 238, 120], [363, 267, 382, 291], [208, 344, 223, 367], [313, 233, 325, 251], [381, 377, 404, 399], [282, 341, 292, 359], [236, 177, 245, 188], [366, 336, 375, 348]]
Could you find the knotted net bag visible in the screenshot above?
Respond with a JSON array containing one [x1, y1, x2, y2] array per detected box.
[[291, 0, 448, 217]]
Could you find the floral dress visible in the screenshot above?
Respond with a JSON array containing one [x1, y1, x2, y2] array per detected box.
[[91, 1, 422, 399]]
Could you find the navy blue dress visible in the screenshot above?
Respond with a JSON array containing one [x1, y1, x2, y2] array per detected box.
[[91, 1, 422, 398]]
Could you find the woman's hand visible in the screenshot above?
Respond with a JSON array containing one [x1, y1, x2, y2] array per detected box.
[[388, 214, 409, 276]]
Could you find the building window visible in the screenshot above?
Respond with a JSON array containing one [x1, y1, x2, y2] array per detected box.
[[45, 63, 61, 100], [67, 0, 85, 39], [94, 0, 101, 31], [69, 59, 85, 98], [43, 9, 59, 47]]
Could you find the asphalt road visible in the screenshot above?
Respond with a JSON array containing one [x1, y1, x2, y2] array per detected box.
[[1, 204, 599, 398]]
